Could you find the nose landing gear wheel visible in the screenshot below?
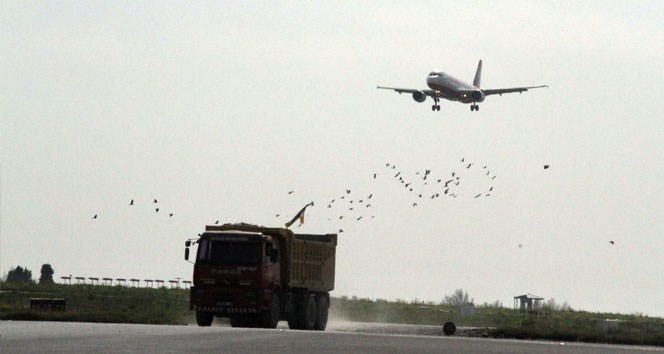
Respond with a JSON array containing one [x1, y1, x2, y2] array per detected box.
[[470, 104, 479, 111]]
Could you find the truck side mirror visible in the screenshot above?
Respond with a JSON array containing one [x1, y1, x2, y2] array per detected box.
[[185, 247, 190, 261], [185, 240, 192, 247]]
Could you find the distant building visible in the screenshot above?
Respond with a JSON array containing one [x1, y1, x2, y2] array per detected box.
[[514, 294, 544, 312]]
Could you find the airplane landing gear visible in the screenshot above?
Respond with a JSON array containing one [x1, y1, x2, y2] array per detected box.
[[432, 98, 441, 111], [470, 104, 479, 111]]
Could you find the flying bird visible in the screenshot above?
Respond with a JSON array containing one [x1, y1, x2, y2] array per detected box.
[[153, 199, 158, 203], [346, 189, 351, 194], [215, 220, 219, 224], [169, 213, 174, 217], [544, 165, 550, 169], [155, 208, 159, 212], [357, 216, 363, 221], [129, 199, 134, 205], [93, 214, 97, 219], [474, 193, 481, 198], [373, 173, 377, 179], [609, 241, 615, 245], [288, 191, 295, 194]]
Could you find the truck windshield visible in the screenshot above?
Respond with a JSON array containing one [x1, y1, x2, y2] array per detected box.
[[197, 240, 261, 265]]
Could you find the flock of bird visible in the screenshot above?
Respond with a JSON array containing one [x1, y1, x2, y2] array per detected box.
[[92, 198, 175, 220], [275, 158, 505, 233], [89, 162, 617, 246]]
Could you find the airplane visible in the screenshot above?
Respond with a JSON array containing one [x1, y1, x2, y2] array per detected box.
[[377, 60, 547, 111]]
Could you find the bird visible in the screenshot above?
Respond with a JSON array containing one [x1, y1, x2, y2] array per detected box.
[[489, 187, 494, 191], [367, 194, 373, 199], [276, 214, 280, 217], [338, 229, 344, 233], [93, 214, 98, 219], [373, 173, 377, 179], [357, 216, 363, 221], [155, 208, 159, 212], [412, 203, 417, 207], [467, 163, 473, 169], [474, 193, 481, 198], [609, 241, 615, 245], [129, 199, 134, 205], [288, 191, 295, 194], [153, 199, 158, 203], [461, 158, 465, 162], [544, 165, 550, 169], [346, 189, 351, 194], [215, 220, 219, 224], [169, 213, 174, 217]]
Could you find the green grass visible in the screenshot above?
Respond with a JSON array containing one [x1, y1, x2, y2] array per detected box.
[[0, 281, 192, 325], [1, 282, 662, 346]]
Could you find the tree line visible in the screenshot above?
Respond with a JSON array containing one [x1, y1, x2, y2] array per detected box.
[[3, 264, 55, 285]]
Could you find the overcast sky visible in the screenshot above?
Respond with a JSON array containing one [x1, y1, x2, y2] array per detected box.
[[2, 1, 663, 316]]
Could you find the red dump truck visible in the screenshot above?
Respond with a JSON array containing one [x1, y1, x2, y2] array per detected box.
[[185, 223, 337, 330]]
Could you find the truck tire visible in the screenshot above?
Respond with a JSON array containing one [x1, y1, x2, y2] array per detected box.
[[196, 311, 213, 327], [260, 294, 280, 328], [301, 294, 317, 330], [288, 293, 316, 330], [313, 295, 329, 331]]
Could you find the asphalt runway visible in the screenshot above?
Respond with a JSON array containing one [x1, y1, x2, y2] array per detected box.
[[1, 321, 662, 354]]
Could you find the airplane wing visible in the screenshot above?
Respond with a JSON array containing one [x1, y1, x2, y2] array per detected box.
[[376, 86, 437, 96], [483, 85, 548, 96]]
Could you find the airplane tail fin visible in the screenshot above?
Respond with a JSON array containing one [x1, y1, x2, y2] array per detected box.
[[473, 60, 482, 87]]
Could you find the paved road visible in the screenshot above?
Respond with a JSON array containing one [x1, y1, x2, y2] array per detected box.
[[1, 321, 662, 354]]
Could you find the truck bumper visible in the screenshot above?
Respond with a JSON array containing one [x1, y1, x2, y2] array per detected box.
[[190, 286, 263, 316]]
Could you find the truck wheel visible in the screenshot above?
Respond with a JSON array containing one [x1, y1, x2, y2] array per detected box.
[[196, 311, 213, 327], [260, 295, 280, 328], [313, 295, 328, 331], [301, 294, 317, 330]]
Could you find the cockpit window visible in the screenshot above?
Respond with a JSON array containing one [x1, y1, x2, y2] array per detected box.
[[428, 72, 438, 77]]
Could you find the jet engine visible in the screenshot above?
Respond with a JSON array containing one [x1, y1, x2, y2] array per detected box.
[[470, 90, 485, 102], [412, 91, 427, 103]]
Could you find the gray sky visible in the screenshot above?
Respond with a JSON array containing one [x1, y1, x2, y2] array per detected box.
[[2, 1, 663, 316]]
